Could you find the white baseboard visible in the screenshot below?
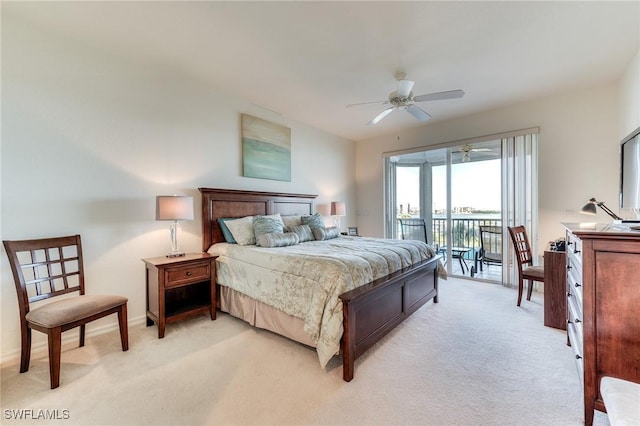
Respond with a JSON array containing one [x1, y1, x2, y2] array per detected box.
[[0, 315, 148, 367]]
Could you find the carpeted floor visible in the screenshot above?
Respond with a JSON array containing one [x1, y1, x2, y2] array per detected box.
[[0, 277, 609, 425]]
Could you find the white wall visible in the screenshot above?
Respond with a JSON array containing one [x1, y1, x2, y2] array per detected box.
[[619, 50, 640, 136], [355, 85, 622, 257], [1, 12, 355, 360]]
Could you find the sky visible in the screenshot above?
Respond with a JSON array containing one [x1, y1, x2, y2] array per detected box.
[[396, 159, 501, 212]]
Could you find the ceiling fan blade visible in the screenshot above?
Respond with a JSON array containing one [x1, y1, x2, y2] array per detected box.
[[397, 79, 415, 98], [414, 89, 465, 102], [367, 106, 396, 126], [406, 104, 432, 122], [346, 100, 389, 108]]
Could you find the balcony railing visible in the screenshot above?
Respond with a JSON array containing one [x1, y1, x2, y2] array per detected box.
[[397, 216, 502, 261], [431, 217, 502, 260]]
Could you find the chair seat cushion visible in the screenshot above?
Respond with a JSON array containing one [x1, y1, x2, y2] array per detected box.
[[26, 294, 127, 328], [522, 265, 544, 280]]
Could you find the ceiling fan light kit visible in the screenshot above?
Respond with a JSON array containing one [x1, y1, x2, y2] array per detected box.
[[347, 72, 465, 126]]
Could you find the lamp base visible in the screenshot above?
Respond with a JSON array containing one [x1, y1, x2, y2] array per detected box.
[[166, 252, 186, 258]]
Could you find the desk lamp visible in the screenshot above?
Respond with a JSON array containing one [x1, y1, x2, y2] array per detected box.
[[156, 195, 194, 257], [580, 198, 623, 221]]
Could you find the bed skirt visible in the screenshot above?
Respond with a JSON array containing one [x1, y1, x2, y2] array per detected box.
[[218, 285, 317, 349]]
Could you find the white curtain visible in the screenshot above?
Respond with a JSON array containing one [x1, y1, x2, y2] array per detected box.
[[501, 132, 539, 288]]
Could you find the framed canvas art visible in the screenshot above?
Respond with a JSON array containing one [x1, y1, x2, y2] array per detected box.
[[241, 114, 291, 182]]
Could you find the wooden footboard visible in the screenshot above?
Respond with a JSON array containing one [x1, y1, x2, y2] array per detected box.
[[199, 187, 441, 382], [339, 255, 440, 381]]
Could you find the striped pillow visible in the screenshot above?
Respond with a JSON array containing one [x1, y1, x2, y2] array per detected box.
[[312, 226, 340, 241], [287, 224, 314, 242], [256, 232, 300, 248]]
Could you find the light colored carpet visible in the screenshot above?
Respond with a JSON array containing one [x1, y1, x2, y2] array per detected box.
[[1, 277, 609, 426]]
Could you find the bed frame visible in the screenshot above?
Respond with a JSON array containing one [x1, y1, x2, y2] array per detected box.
[[199, 187, 440, 381]]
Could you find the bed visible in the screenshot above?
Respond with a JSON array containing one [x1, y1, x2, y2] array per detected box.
[[200, 187, 443, 381]]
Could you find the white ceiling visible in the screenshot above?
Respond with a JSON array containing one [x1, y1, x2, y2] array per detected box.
[[6, 1, 639, 142]]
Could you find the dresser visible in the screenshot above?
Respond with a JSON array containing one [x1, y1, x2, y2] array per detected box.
[[564, 223, 640, 426]]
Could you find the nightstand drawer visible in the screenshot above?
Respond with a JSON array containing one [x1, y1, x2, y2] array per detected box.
[[165, 262, 211, 287]]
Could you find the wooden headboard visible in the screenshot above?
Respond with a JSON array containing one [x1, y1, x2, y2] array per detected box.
[[198, 188, 317, 251]]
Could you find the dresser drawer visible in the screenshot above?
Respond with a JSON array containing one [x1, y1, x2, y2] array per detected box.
[[567, 266, 583, 306], [165, 262, 211, 288], [566, 232, 583, 263], [568, 320, 584, 388], [567, 290, 583, 335]]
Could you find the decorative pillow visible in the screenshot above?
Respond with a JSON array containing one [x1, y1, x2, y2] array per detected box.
[[286, 224, 314, 242], [217, 218, 238, 243], [312, 226, 340, 241], [301, 213, 325, 230], [225, 215, 255, 245], [256, 232, 300, 248], [282, 215, 302, 228], [254, 215, 285, 245]]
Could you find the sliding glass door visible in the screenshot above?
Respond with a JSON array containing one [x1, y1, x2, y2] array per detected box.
[[385, 130, 538, 286]]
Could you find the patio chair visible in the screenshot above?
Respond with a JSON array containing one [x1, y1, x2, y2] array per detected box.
[[3, 235, 129, 388], [472, 225, 503, 276], [398, 218, 428, 243]]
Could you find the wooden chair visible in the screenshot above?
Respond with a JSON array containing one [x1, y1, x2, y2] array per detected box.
[[507, 226, 544, 306], [3, 235, 129, 388]]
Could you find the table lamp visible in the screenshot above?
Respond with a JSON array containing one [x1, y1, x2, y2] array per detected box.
[[156, 195, 194, 257], [331, 201, 346, 232], [580, 197, 622, 221]]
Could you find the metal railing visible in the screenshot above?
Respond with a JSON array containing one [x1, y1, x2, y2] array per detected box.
[[431, 217, 502, 260]]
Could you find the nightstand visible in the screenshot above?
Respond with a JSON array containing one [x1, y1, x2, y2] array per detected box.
[[142, 253, 216, 338]]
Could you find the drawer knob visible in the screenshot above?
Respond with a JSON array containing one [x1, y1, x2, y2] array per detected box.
[[574, 248, 581, 254], [567, 319, 572, 324], [568, 241, 574, 246], [186, 271, 192, 276], [574, 282, 581, 288], [575, 318, 581, 323], [567, 264, 572, 271], [575, 354, 582, 360], [567, 291, 572, 298]]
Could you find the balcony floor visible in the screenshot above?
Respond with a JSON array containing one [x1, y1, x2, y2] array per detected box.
[[446, 256, 502, 282]]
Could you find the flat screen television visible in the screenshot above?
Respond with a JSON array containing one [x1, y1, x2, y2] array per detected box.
[[620, 126, 640, 220]]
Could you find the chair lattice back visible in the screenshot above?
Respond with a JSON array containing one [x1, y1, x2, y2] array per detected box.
[[4, 235, 85, 311], [398, 218, 428, 243], [479, 225, 503, 264], [508, 226, 534, 267]]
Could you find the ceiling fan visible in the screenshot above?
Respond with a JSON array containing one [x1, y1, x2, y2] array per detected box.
[[453, 144, 491, 162], [346, 72, 465, 126]]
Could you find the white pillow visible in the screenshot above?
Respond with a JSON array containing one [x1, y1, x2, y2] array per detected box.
[[225, 215, 255, 245], [282, 215, 302, 228]]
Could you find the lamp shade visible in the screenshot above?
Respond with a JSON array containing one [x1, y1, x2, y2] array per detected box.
[[156, 195, 194, 221], [581, 198, 598, 215], [331, 201, 346, 216]]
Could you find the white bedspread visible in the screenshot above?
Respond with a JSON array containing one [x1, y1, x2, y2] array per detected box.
[[208, 236, 444, 367]]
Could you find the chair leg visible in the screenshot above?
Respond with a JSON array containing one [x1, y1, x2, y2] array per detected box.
[[527, 279, 534, 301], [517, 277, 524, 307], [118, 304, 129, 351], [19, 324, 31, 373], [48, 328, 62, 389], [79, 324, 85, 347]]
